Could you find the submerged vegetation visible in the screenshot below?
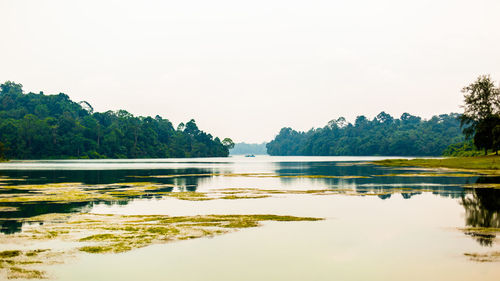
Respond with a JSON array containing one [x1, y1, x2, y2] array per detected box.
[[0, 213, 322, 279], [464, 251, 500, 262], [0, 163, 497, 279], [0, 81, 233, 159], [0, 169, 477, 206]]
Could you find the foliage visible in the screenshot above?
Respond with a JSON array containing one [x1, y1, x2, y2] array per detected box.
[[267, 112, 464, 156], [460, 75, 500, 154], [222, 138, 235, 150], [0, 81, 230, 159], [373, 156, 500, 174], [442, 140, 482, 157], [0, 141, 4, 160]]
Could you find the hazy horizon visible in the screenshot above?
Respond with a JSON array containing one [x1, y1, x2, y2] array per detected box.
[[2, 0, 499, 143]]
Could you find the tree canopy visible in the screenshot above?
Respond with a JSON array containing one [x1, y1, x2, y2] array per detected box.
[[0, 81, 232, 159], [266, 112, 464, 156], [460, 75, 500, 154]]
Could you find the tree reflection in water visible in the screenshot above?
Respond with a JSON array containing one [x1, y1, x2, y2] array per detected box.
[[461, 177, 500, 246]]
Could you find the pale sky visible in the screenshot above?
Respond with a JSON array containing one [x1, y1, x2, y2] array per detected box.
[[1, 0, 499, 143]]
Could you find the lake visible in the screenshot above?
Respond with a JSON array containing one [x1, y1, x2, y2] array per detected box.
[[0, 156, 499, 280]]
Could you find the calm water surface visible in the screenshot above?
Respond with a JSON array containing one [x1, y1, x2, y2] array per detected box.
[[0, 156, 499, 280]]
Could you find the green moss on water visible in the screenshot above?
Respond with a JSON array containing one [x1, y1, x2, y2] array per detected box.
[[463, 183, 500, 189], [8, 267, 45, 279], [461, 227, 500, 233], [78, 245, 114, 254], [25, 250, 48, 257], [0, 249, 55, 279], [0, 251, 22, 258], [79, 233, 120, 242], [0, 211, 324, 279], [464, 251, 500, 262], [145, 226, 180, 235], [165, 192, 212, 201], [220, 194, 270, 200], [373, 173, 477, 177]]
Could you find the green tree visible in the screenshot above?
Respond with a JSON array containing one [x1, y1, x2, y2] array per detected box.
[[222, 138, 235, 150], [0, 81, 23, 95], [0, 141, 4, 160], [460, 75, 500, 155], [267, 113, 464, 156], [0, 81, 230, 159]]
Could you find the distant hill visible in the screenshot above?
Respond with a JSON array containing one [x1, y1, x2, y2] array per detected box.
[[230, 142, 268, 155]]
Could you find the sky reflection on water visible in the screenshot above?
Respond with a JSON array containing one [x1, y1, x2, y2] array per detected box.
[[0, 156, 499, 280]]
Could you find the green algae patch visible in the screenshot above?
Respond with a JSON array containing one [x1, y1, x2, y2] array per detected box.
[[0, 182, 175, 204], [0, 213, 323, 279], [0, 180, 460, 207], [127, 174, 214, 179], [79, 233, 120, 242], [8, 267, 45, 279], [464, 251, 500, 262], [460, 227, 500, 234], [210, 187, 433, 199], [460, 227, 500, 238], [0, 249, 58, 279], [0, 174, 457, 206], [219, 173, 369, 179], [459, 227, 500, 247], [220, 194, 270, 200], [378, 173, 477, 177], [165, 192, 212, 201], [372, 156, 500, 175], [463, 183, 500, 189], [0, 251, 22, 258], [127, 173, 370, 179]]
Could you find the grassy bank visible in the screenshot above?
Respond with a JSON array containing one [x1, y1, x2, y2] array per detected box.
[[373, 156, 500, 175]]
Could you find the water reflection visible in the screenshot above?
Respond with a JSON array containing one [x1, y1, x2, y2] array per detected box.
[[0, 159, 496, 238], [462, 177, 500, 246], [274, 161, 474, 199], [0, 168, 215, 234]]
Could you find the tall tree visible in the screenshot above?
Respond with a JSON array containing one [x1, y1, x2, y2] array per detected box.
[[460, 75, 500, 154], [222, 138, 235, 150]]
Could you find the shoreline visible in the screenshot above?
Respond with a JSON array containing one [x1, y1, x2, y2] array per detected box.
[[372, 156, 500, 175]]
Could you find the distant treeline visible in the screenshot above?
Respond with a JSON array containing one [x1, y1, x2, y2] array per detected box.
[[229, 142, 268, 155], [0, 81, 233, 159], [267, 112, 464, 156]]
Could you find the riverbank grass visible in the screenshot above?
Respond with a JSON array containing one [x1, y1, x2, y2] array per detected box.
[[373, 156, 500, 174]]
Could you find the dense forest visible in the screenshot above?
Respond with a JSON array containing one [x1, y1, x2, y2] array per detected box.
[[267, 112, 464, 156], [230, 142, 268, 155], [0, 81, 233, 159]]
